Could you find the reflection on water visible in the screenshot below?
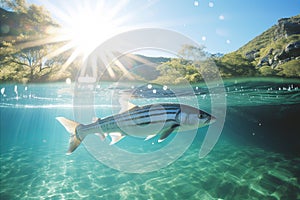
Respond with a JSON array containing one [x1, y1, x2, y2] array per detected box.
[[0, 77, 300, 199], [1, 78, 299, 108]]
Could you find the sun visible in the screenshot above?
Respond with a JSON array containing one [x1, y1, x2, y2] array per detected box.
[[21, 1, 133, 72], [20, 0, 158, 75], [66, 14, 114, 56], [59, 2, 126, 58]]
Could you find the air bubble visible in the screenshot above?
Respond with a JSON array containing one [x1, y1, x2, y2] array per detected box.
[[219, 15, 225, 20], [226, 39, 231, 44], [201, 36, 206, 41], [208, 2, 214, 7], [163, 85, 168, 90], [1, 87, 5, 95], [147, 84, 152, 89], [66, 78, 72, 84], [194, 1, 199, 6], [152, 89, 157, 94]]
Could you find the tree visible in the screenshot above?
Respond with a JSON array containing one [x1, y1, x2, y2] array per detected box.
[[0, 0, 63, 82], [0, 0, 27, 13], [154, 45, 218, 84], [215, 53, 256, 77], [178, 44, 206, 62]]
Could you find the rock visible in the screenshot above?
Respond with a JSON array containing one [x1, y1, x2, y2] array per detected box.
[[274, 16, 300, 40], [277, 50, 288, 60], [257, 56, 269, 67], [269, 58, 274, 66], [245, 49, 259, 61], [267, 48, 274, 55], [272, 49, 281, 56], [254, 52, 260, 58], [285, 41, 300, 57]]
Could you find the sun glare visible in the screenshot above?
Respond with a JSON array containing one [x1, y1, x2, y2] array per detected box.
[[20, 0, 160, 75], [61, 5, 120, 58], [25, 0, 137, 73]]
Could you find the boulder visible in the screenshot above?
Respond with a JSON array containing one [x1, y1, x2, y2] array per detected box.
[[245, 49, 259, 61], [275, 17, 300, 40], [257, 56, 269, 67], [285, 41, 300, 57]]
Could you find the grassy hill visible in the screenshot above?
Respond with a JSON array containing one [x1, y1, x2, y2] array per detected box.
[[220, 14, 300, 78]]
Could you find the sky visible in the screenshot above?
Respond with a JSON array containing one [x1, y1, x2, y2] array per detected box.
[[28, 0, 299, 54]]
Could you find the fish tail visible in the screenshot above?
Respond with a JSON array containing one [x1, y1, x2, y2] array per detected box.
[[56, 117, 82, 155]]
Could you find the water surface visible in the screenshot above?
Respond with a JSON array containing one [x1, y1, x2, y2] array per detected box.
[[0, 78, 299, 199]]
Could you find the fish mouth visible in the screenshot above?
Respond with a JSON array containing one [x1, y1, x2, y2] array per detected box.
[[205, 116, 216, 124]]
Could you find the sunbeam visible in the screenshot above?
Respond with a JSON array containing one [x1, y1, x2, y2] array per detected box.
[[21, 0, 161, 79]]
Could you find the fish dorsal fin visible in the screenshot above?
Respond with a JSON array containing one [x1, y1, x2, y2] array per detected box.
[[92, 117, 101, 123], [119, 101, 138, 113], [158, 124, 179, 143], [127, 102, 137, 110]]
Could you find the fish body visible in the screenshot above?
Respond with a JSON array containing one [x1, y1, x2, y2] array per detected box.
[[57, 103, 215, 154]]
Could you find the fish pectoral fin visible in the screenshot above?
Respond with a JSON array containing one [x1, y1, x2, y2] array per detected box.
[[144, 134, 156, 141], [158, 124, 179, 143], [109, 132, 125, 145], [95, 133, 107, 141]]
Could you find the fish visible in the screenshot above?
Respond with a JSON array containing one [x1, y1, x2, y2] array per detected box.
[[56, 103, 216, 155]]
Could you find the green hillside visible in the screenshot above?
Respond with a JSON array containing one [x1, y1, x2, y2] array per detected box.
[[218, 14, 300, 78]]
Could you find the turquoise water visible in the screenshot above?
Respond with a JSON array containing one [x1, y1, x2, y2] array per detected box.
[[0, 78, 299, 199]]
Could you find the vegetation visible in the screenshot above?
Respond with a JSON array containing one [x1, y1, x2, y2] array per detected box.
[[0, 0, 77, 83], [214, 53, 256, 77], [231, 14, 300, 77], [276, 60, 300, 77]]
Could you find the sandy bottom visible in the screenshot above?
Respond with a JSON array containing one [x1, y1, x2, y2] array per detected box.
[[0, 138, 299, 200]]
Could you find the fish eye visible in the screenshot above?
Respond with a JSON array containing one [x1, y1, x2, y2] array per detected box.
[[199, 113, 206, 119]]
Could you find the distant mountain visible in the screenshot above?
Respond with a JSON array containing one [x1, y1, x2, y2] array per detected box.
[[116, 54, 171, 81], [227, 14, 300, 77]]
